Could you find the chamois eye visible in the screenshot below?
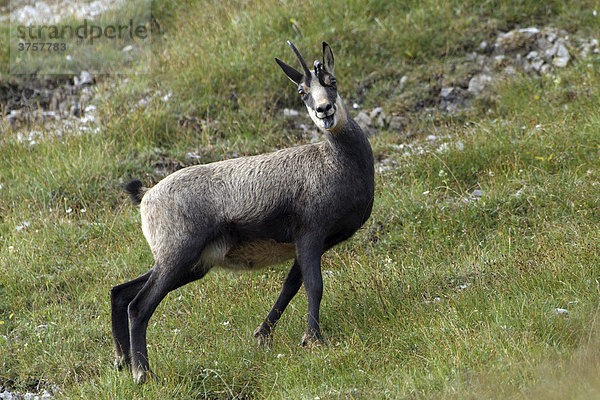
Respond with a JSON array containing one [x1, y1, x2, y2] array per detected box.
[[298, 88, 306, 97], [330, 77, 337, 86]]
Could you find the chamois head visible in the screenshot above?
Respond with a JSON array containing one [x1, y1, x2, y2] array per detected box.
[[276, 41, 345, 132]]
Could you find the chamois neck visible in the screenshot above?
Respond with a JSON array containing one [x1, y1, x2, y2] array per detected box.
[[325, 99, 370, 151], [322, 99, 373, 174]]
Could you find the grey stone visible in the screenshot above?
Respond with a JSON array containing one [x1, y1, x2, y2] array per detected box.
[[544, 42, 558, 59], [74, 70, 94, 87], [553, 43, 570, 67], [440, 87, 455, 98], [526, 50, 539, 60], [369, 107, 386, 127], [388, 116, 406, 132], [468, 74, 493, 95], [531, 58, 545, 72], [355, 111, 374, 135]]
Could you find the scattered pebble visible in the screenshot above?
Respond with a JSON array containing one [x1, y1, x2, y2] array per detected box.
[[15, 222, 30, 231], [471, 189, 484, 199]]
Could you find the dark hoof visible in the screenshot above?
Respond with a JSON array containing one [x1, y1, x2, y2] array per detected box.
[[115, 356, 130, 371], [133, 368, 157, 384], [254, 324, 273, 347], [301, 332, 326, 348]]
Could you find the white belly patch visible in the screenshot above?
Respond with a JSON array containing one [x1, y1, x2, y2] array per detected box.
[[200, 238, 296, 270]]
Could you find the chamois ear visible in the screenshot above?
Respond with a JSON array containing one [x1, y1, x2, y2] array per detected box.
[[275, 58, 303, 85], [322, 42, 334, 75]]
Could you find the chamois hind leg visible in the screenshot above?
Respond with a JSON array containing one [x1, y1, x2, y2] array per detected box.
[[254, 259, 302, 345], [128, 253, 208, 384], [111, 269, 153, 370], [296, 234, 326, 347]]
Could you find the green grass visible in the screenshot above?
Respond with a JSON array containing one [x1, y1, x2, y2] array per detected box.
[[2, 0, 600, 398]]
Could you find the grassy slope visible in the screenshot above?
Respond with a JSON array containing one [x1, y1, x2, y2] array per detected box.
[[1, 0, 600, 398]]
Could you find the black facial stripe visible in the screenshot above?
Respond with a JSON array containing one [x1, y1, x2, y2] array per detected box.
[[325, 88, 337, 107], [305, 93, 315, 109], [303, 73, 311, 86]]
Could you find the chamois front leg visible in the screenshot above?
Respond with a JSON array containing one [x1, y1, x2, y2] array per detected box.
[[296, 234, 326, 347], [254, 259, 302, 345]]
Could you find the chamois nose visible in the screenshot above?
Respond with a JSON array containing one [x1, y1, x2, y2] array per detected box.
[[316, 103, 332, 114]]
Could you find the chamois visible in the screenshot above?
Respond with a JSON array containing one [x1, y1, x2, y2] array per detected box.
[[111, 41, 375, 383]]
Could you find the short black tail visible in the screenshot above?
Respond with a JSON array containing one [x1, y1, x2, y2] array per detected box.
[[124, 179, 147, 205]]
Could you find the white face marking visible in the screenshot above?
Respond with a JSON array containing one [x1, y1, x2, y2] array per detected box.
[[305, 71, 339, 131]]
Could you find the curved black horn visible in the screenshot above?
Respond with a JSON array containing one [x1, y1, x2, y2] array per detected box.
[[287, 41, 311, 77]]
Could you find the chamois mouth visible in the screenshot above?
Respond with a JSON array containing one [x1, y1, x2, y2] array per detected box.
[[320, 114, 336, 129]]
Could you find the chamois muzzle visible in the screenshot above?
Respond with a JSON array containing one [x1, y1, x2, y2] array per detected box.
[[316, 103, 336, 129]]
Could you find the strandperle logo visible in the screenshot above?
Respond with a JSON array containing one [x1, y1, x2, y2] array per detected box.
[[15, 19, 149, 44], [9, 0, 151, 75]]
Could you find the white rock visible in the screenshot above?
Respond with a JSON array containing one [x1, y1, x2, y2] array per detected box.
[[526, 51, 539, 60], [283, 108, 299, 117], [554, 308, 569, 315], [519, 27, 540, 36], [553, 43, 570, 67], [531, 59, 545, 72], [370, 107, 384, 119], [440, 87, 455, 98], [78, 70, 94, 86]]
